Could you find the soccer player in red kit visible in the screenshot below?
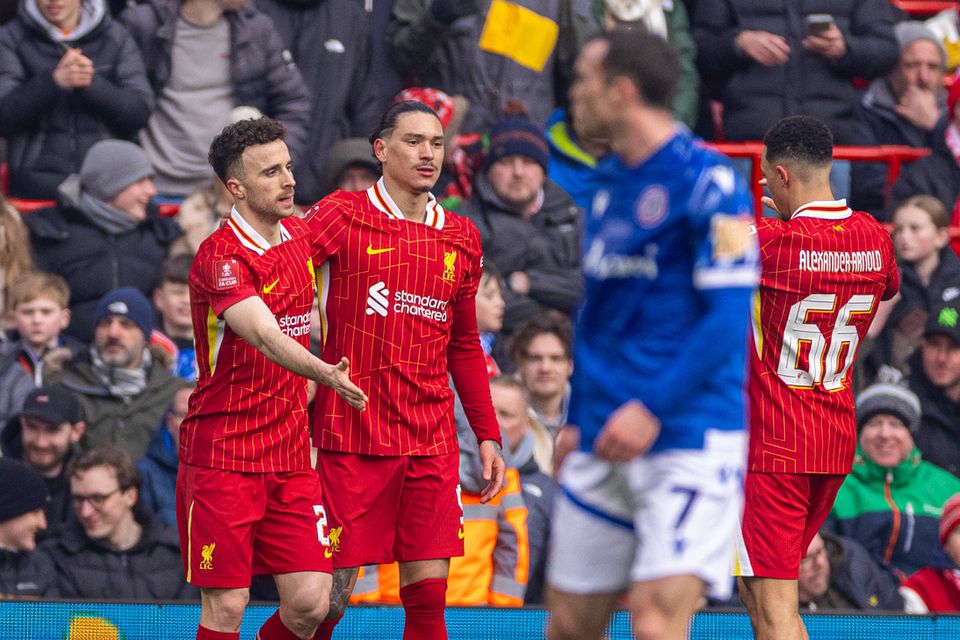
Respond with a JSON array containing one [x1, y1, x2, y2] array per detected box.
[[178, 117, 368, 640], [736, 115, 900, 640], [305, 100, 506, 640]]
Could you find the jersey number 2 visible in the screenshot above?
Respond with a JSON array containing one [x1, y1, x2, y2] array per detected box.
[[776, 293, 876, 390]]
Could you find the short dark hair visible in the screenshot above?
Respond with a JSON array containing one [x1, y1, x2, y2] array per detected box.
[[763, 115, 833, 167], [208, 117, 287, 184], [160, 252, 193, 286], [597, 28, 678, 110], [508, 311, 574, 364], [369, 100, 440, 145], [68, 444, 140, 494]]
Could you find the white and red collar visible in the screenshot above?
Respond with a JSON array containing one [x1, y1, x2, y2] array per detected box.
[[366, 178, 446, 230], [226, 206, 291, 256], [791, 199, 852, 221]]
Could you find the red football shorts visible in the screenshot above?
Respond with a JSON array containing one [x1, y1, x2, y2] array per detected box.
[[736, 471, 846, 579], [315, 451, 463, 567], [176, 463, 332, 588]]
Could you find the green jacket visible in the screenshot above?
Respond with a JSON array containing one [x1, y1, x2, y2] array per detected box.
[[50, 354, 185, 460], [829, 447, 960, 577]]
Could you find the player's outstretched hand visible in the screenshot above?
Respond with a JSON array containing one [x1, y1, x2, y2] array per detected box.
[[319, 357, 368, 410], [594, 400, 660, 463], [479, 439, 505, 503]]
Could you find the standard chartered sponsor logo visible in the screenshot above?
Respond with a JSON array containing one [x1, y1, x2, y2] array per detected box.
[[278, 311, 311, 337], [366, 282, 390, 317], [365, 281, 449, 321]]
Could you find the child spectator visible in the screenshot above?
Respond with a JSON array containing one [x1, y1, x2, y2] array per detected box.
[[869, 195, 960, 377], [3, 271, 82, 386], [152, 254, 196, 381], [475, 261, 506, 377], [0, 194, 33, 323], [900, 493, 960, 612]]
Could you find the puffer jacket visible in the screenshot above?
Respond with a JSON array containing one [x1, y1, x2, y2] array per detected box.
[[135, 423, 178, 528], [829, 446, 960, 577], [41, 510, 196, 600], [908, 350, 960, 477], [0, 549, 58, 598], [0, 0, 153, 199], [693, 0, 899, 143], [119, 0, 309, 165]]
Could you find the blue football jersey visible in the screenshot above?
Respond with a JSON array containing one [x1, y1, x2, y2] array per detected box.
[[571, 129, 759, 453]]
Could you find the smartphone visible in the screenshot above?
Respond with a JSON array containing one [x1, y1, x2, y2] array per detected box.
[[806, 14, 834, 36]]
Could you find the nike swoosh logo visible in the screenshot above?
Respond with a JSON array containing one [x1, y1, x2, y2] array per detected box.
[[458, 528, 465, 540], [366, 244, 395, 255], [323, 548, 333, 559], [263, 278, 280, 293]]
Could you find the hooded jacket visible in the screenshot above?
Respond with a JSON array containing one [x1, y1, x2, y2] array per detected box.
[[24, 182, 181, 343], [850, 77, 947, 215], [829, 446, 960, 577], [460, 173, 582, 332], [0, 0, 154, 199]]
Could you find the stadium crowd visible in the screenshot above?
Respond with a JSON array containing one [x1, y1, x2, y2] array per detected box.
[[0, 0, 959, 622]]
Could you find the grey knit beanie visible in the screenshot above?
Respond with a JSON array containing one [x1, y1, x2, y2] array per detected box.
[[80, 140, 155, 201], [895, 21, 947, 66], [855, 382, 922, 434]]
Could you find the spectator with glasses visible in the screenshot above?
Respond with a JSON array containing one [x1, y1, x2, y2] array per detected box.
[[41, 444, 196, 599]]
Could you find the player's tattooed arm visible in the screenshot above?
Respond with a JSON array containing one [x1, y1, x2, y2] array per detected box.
[[326, 567, 360, 620]]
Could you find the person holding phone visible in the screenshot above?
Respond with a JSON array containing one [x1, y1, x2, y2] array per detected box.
[[693, 2, 900, 148]]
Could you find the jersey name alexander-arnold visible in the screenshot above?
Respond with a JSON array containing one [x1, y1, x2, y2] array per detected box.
[[797, 249, 884, 273]]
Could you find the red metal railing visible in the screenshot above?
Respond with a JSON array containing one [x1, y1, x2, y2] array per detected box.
[[892, 1, 955, 16], [706, 142, 932, 217]]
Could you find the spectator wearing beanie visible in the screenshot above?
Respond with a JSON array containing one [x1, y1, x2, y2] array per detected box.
[[889, 67, 960, 246], [828, 376, 960, 578], [460, 111, 583, 339], [900, 492, 960, 612], [851, 21, 948, 215], [0, 458, 58, 598], [24, 140, 182, 343], [49, 287, 186, 460]]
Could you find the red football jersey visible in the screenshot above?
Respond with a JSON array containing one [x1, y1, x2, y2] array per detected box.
[[181, 210, 316, 472], [749, 201, 900, 474], [306, 179, 500, 456]]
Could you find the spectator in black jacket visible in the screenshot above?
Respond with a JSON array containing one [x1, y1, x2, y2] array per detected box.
[[256, 0, 383, 204], [907, 304, 960, 477], [0, 0, 153, 199], [851, 21, 948, 216], [0, 385, 84, 542], [890, 77, 960, 224], [460, 113, 582, 335], [24, 139, 180, 343], [798, 531, 903, 611], [693, 0, 899, 145], [42, 444, 195, 599], [120, 0, 310, 198], [0, 458, 57, 598]]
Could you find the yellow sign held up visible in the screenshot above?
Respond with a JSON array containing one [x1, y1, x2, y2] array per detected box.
[[478, 0, 559, 73]]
